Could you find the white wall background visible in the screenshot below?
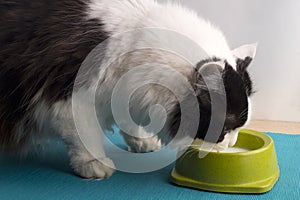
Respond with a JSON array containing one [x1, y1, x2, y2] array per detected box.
[[177, 0, 300, 122]]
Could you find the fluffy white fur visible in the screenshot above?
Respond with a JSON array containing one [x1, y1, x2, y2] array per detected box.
[[87, 0, 237, 67]]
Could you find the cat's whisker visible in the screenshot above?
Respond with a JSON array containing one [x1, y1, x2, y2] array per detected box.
[[239, 108, 248, 119]]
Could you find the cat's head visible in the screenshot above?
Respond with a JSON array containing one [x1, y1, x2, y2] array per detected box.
[[193, 43, 257, 146]]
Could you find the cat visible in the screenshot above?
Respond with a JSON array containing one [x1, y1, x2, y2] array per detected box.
[[0, 0, 256, 179]]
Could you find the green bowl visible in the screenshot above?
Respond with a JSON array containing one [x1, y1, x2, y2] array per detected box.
[[171, 129, 280, 193]]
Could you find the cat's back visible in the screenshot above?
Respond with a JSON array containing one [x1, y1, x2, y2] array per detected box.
[[0, 0, 107, 149]]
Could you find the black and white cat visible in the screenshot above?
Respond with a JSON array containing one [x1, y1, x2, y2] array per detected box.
[[0, 0, 256, 179]]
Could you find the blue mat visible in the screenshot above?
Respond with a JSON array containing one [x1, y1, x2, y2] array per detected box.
[[0, 132, 299, 200]]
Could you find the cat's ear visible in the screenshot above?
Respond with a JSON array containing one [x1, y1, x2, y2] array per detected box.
[[232, 43, 258, 60]]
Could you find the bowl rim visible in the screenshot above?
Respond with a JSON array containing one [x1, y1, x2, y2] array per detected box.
[[171, 167, 280, 194], [190, 129, 273, 156]]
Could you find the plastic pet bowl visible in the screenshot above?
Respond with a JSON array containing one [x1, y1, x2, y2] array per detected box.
[[171, 129, 280, 193]]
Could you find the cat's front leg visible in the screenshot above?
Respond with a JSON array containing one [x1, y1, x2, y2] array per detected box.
[[51, 100, 115, 179]]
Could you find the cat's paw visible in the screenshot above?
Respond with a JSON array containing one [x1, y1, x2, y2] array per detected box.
[[121, 127, 162, 153], [126, 135, 162, 153], [72, 157, 116, 179]]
